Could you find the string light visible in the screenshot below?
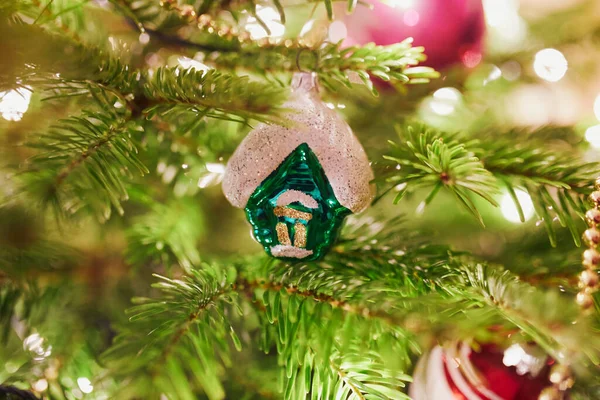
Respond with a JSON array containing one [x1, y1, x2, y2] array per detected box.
[[534, 49, 568, 82], [77, 377, 94, 394], [0, 87, 32, 121], [244, 6, 285, 40], [428, 87, 462, 116], [501, 189, 535, 223]]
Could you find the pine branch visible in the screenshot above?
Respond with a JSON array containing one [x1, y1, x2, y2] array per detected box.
[[5, 24, 288, 221], [21, 110, 148, 220], [490, 229, 583, 278], [477, 128, 597, 246], [103, 266, 241, 400], [0, 205, 81, 276], [0, 278, 112, 397], [142, 67, 288, 123], [0, 238, 80, 276], [96, 0, 438, 92], [252, 258, 600, 372], [209, 41, 439, 94], [106, 222, 444, 398], [330, 350, 412, 400], [383, 124, 599, 242], [35, 59, 288, 124], [127, 198, 204, 272], [247, 278, 415, 400], [237, 215, 600, 373], [1, 22, 288, 123], [107, 220, 600, 399], [0, 21, 121, 91], [452, 264, 600, 363], [383, 124, 499, 225], [112, 0, 361, 40]]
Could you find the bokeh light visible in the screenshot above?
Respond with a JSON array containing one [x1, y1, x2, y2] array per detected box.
[[429, 87, 462, 116], [594, 94, 600, 121], [585, 125, 600, 148], [138, 32, 150, 44], [501, 189, 535, 223], [177, 57, 211, 72], [482, 0, 527, 49], [198, 163, 225, 189], [500, 61, 522, 81], [77, 377, 94, 394], [244, 6, 285, 40], [33, 379, 49, 392], [533, 48, 568, 82], [23, 332, 52, 361], [0, 87, 32, 121], [403, 9, 420, 26]]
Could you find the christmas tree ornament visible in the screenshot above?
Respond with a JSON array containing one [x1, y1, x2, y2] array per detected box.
[[222, 72, 374, 260], [341, 0, 485, 69], [409, 342, 556, 400]]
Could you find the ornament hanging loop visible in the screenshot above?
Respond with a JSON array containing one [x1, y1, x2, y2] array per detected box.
[[295, 48, 321, 74]]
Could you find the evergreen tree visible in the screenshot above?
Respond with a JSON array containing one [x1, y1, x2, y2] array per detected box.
[[1, 0, 600, 399]]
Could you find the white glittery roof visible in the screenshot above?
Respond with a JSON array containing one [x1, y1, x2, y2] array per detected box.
[[222, 73, 374, 213]]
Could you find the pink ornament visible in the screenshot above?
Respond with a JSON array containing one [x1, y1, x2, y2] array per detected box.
[[342, 0, 485, 69], [410, 342, 553, 400]]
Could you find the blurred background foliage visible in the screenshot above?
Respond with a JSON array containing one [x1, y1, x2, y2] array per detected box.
[[1, 0, 600, 399]]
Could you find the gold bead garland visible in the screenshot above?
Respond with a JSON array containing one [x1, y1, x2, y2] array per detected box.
[[548, 364, 575, 391], [158, 0, 302, 47], [537, 362, 574, 400], [578, 179, 600, 310], [538, 386, 563, 400], [538, 179, 600, 399], [159, 0, 250, 43]]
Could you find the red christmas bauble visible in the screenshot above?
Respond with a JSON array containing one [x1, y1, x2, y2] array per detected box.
[[410, 342, 554, 400], [342, 0, 485, 69]]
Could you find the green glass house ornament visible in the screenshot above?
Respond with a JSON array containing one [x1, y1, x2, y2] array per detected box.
[[222, 73, 374, 260]]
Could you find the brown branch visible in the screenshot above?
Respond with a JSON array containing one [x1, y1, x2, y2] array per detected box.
[[235, 277, 398, 326], [54, 118, 128, 187], [330, 360, 366, 400], [151, 288, 230, 375]]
